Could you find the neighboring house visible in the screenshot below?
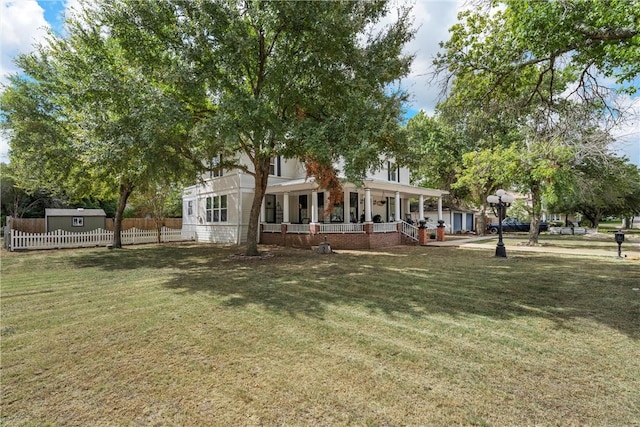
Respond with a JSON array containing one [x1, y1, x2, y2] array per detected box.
[[182, 155, 448, 249], [425, 205, 476, 234], [45, 208, 106, 233]]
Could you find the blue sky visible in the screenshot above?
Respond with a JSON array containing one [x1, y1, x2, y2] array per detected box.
[[1, 0, 638, 165]]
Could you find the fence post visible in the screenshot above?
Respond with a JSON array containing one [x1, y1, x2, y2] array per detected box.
[[3, 226, 10, 250]]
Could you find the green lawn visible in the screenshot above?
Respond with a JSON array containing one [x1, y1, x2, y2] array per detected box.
[[473, 232, 640, 255], [1, 243, 639, 426]]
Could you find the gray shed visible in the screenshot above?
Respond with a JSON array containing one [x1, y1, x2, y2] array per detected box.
[[45, 208, 107, 233]]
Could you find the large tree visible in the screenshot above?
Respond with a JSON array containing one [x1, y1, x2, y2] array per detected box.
[[1, 6, 196, 248], [431, 0, 637, 244], [406, 111, 467, 195], [434, 0, 640, 106], [550, 156, 640, 228], [102, 0, 415, 256], [452, 144, 521, 235]]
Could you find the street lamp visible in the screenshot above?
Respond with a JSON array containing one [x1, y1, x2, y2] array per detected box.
[[487, 189, 515, 258]]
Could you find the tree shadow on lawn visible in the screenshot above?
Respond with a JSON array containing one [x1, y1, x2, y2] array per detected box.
[[73, 244, 640, 339]]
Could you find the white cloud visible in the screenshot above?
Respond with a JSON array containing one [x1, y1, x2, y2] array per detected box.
[[1, 0, 49, 80], [401, 0, 462, 114], [1, 0, 50, 163]]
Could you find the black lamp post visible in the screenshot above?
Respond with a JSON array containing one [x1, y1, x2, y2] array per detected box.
[[615, 230, 625, 258], [487, 189, 515, 258]]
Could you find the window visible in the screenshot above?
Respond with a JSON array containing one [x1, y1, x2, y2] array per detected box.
[[187, 201, 193, 216], [388, 162, 399, 182], [205, 195, 227, 222], [210, 155, 223, 178], [72, 217, 84, 227], [269, 156, 281, 176]]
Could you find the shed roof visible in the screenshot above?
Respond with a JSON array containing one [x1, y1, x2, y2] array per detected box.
[[45, 208, 106, 217]]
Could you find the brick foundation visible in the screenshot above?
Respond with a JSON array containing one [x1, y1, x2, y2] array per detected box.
[[260, 231, 403, 250]]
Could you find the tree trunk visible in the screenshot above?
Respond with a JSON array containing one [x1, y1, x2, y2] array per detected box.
[[113, 177, 134, 249], [527, 184, 542, 245], [477, 203, 487, 236], [623, 216, 633, 229], [245, 158, 271, 256], [155, 218, 162, 244]]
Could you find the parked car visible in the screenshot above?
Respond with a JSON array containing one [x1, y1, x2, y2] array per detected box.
[[486, 217, 549, 234]]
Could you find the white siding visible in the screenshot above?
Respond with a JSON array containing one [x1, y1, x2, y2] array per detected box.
[[183, 152, 423, 244], [182, 224, 239, 244]]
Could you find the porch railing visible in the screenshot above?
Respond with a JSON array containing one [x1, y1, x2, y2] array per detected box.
[[400, 221, 418, 241], [262, 224, 281, 233], [373, 222, 398, 233], [319, 223, 364, 233], [287, 224, 310, 233]]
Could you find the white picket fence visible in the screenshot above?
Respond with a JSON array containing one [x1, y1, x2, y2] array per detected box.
[[9, 227, 194, 251]]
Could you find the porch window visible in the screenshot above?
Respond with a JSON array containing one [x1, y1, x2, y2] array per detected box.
[[349, 192, 359, 223], [187, 200, 193, 216], [205, 195, 227, 222], [298, 195, 308, 223], [330, 202, 344, 223], [318, 192, 325, 222], [388, 197, 396, 221]]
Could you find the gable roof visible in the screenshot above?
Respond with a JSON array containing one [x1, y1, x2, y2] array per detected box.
[[45, 208, 106, 217]]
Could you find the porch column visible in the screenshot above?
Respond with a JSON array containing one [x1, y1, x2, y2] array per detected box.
[[282, 192, 290, 223], [405, 198, 411, 222], [311, 190, 318, 223], [418, 195, 424, 221], [394, 191, 400, 222], [260, 197, 266, 222], [343, 188, 350, 223], [438, 196, 443, 222], [364, 188, 372, 222]]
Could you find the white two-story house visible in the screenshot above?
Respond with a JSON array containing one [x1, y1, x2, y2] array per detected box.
[[182, 155, 448, 249]]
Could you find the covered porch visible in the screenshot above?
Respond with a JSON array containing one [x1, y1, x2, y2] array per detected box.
[[260, 178, 448, 249]]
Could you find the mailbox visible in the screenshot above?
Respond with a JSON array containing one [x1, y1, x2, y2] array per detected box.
[[615, 230, 625, 258]]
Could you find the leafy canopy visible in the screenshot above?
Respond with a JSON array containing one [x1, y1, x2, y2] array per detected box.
[[101, 0, 416, 255]]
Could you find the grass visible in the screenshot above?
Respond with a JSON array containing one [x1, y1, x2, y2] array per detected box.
[[472, 232, 640, 255], [1, 243, 639, 426]]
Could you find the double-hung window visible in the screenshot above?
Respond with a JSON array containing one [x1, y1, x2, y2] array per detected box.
[[210, 155, 223, 178], [387, 161, 400, 182], [269, 156, 281, 176], [205, 195, 227, 222]]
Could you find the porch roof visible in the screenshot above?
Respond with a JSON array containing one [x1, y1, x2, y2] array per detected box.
[[266, 177, 447, 199], [266, 177, 319, 193], [361, 179, 448, 199]]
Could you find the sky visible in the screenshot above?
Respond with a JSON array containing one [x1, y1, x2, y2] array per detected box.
[[1, 0, 638, 165]]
